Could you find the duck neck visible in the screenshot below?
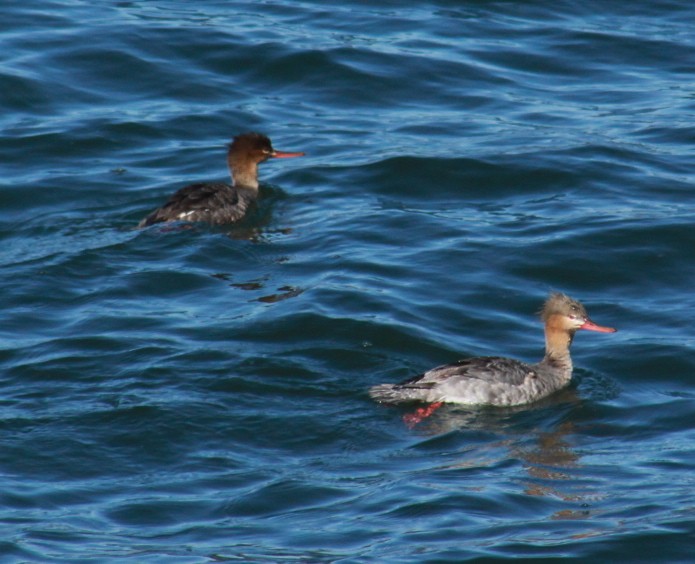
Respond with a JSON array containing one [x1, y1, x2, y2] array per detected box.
[[229, 156, 260, 190], [541, 318, 575, 373]]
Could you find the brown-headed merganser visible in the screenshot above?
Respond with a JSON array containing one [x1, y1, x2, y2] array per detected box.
[[138, 132, 304, 228], [370, 293, 616, 411]]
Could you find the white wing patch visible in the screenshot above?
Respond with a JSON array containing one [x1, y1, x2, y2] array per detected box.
[[177, 210, 208, 219]]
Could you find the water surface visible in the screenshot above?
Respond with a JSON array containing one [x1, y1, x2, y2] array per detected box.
[[1, 1, 695, 561]]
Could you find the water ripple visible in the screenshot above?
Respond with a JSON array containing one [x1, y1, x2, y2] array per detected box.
[[1, 0, 694, 561]]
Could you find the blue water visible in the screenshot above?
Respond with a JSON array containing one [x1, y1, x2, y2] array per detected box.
[[2, 1, 695, 561]]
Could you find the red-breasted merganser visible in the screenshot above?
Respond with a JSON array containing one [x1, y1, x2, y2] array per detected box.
[[370, 293, 616, 409], [138, 132, 304, 228]]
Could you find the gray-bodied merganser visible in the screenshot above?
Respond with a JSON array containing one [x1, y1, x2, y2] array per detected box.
[[138, 132, 304, 228], [370, 293, 616, 409]]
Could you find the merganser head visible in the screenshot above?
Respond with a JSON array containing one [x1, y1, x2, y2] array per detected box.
[[541, 293, 616, 333], [228, 132, 305, 166]]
